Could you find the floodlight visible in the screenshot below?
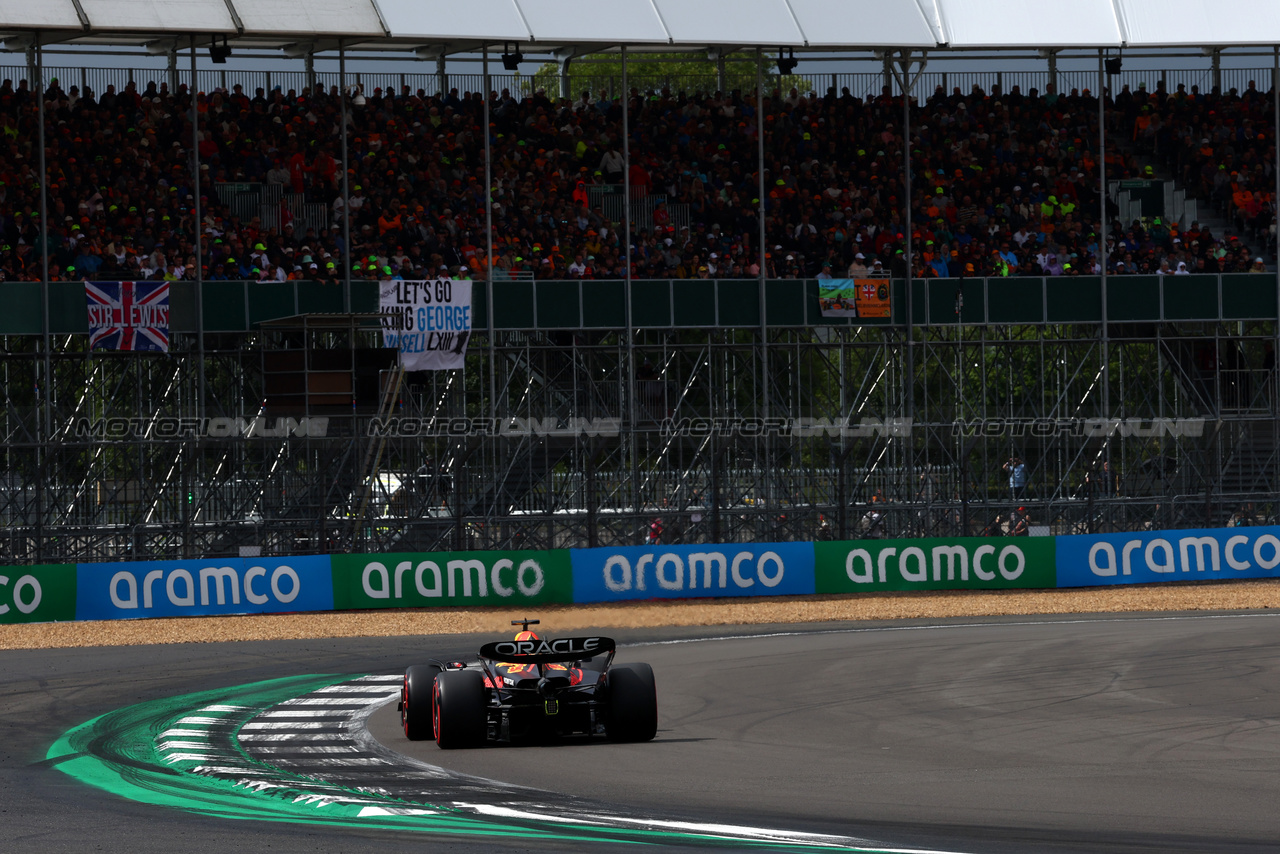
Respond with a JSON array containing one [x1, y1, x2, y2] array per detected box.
[[501, 43, 524, 71], [209, 35, 231, 64], [1104, 56, 1122, 75]]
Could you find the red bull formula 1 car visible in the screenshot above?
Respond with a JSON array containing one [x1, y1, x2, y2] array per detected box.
[[400, 618, 657, 748]]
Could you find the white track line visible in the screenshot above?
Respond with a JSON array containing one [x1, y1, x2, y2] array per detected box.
[[628, 610, 1280, 649]]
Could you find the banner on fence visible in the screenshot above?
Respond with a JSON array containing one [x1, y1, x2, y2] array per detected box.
[[571, 542, 814, 602], [815, 537, 1056, 592], [75, 556, 333, 620], [330, 550, 573, 609], [379, 278, 471, 370], [0, 564, 77, 624], [86, 281, 170, 352], [818, 278, 890, 319], [1055, 525, 1280, 587]]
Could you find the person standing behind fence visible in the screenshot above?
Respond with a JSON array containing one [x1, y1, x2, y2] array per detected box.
[[860, 494, 886, 539], [1004, 457, 1028, 501], [1009, 506, 1030, 537], [647, 516, 663, 545], [600, 146, 624, 184], [1086, 460, 1119, 497]]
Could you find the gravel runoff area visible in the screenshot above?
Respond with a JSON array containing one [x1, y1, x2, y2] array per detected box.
[[3, 580, 1280, 650]]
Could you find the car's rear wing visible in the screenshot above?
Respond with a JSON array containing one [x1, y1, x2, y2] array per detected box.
[[479, 636, 615, 665]]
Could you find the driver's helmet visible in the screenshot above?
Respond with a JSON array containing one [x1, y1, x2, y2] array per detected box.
[[501, 630, 542, 675]]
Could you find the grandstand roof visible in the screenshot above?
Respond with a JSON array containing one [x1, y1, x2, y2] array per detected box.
[[0, 0, 1277, 52]]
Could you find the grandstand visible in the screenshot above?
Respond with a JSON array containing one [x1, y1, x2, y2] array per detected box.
[[0, 1, 1278, 561]]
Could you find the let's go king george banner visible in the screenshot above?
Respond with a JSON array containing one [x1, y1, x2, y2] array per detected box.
[[379, 278, 472, 370]]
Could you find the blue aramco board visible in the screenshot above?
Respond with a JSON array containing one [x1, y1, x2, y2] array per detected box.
[[571, 542, 815, 602]]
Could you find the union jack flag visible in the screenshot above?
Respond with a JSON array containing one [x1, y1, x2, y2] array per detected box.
[[86, 281, 170, 352]]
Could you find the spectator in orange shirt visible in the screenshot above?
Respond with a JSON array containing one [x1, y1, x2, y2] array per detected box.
[[377, 206, 402, 236]]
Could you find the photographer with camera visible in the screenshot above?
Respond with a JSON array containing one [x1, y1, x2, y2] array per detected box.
[[1003, 456, 1028, 501]]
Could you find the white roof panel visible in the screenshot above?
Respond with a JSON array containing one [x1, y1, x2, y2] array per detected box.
[[7, 0, 1280, 51], [791, 0, 936, 47], [518, 0, 669, 43], [376, 0, 529, 42], [236, 0, 386, 37], [79, 0, 233, 32], [649, 0, 804, 46], [938, 0, 1122, 48], [0, 0, 84, 30], [1119, 0, 1280, 46]]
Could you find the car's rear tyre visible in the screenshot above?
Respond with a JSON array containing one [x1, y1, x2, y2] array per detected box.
[[434, 669, 488, 749], [402, 665, 437, 741], [605, 662, 657, 742]]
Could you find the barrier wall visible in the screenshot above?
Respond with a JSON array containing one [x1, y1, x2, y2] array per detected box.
[[815, 537, 1056, 592], [331, 551, 573, 609], [571, 543, 814, 603], [76, 556, 333, 620], [0, 564, 77, 623], [3, 525, 1276, 624], [1056, 526, 1280, 586]]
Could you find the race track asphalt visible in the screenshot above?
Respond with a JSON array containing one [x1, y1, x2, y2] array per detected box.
[[4, 612, 1280, 853]]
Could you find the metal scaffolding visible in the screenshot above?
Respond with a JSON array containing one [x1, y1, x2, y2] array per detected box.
[[1, 303, 1276, 564]]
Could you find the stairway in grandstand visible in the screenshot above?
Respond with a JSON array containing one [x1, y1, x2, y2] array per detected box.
[[1218, 420, 1278, 497], [216, 182, 330, 239], [1156, 337, 1277, 526], [1121, 157, 1273, 268], [1158, 337, 1273, 415], [1188, 420, 1278, 528], [444, 332, 616, 525]]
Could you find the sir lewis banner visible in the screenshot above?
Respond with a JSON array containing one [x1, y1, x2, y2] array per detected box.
[[380, 278, 472, 370], [86, 281, 170, 352]]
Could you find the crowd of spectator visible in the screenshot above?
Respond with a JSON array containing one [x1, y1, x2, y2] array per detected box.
[[0, 70, 1273, 285]]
